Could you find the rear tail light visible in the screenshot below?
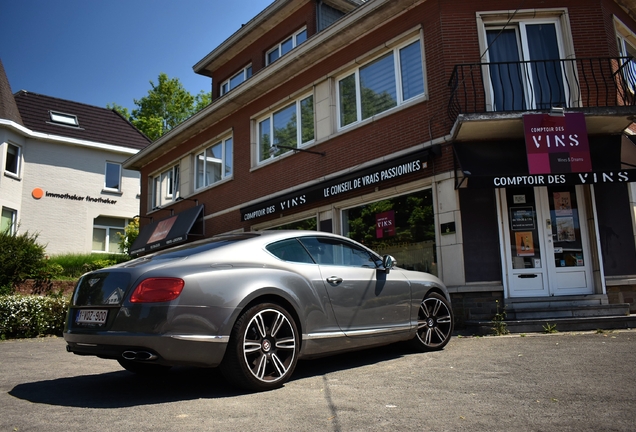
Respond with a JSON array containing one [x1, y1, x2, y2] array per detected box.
[[130, 278, 185, 303]]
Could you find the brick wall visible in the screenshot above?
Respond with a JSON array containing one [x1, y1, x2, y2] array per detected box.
[[450, 291, 505, 328], [606, 285, 636, 313]]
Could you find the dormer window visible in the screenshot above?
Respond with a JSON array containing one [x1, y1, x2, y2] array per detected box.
[[221, 64, 253, 96], [49, 111, 79, 127], [266, 27, 307, 65]]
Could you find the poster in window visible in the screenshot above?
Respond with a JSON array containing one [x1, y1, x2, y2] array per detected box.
[[553, 192, 572, 216], [375, 210, 396, 238], [515, 231, 535, 256], [510, 207, 535, 231], [556, 217, 576, 242]]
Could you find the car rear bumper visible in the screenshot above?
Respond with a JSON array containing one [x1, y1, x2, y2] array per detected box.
[[64, 332, 229, 367]]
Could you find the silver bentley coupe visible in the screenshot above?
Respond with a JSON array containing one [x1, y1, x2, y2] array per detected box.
[[64, 230, 453, 391]]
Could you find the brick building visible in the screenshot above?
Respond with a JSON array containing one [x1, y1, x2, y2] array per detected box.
[[125, 0, 636, 327]]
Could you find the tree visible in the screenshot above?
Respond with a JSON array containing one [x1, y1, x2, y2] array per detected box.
[[118, 218, 139, 256], [109, 73, 211, 141]]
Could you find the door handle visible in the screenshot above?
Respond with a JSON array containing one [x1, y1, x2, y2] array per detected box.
[[326, 276, 343, 284]]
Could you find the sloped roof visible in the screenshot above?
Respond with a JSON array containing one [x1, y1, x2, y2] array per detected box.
[[0, 59, 23, 126], [13, 90, 150, 150]]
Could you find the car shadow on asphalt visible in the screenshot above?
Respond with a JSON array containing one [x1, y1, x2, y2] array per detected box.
[[8, 343, 408, 408]]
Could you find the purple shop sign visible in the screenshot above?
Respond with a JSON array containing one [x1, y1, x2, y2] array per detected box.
[[523, 112, 592, 175]]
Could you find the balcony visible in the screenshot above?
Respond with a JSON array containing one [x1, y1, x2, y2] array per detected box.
[[448, 57, 636, 141]]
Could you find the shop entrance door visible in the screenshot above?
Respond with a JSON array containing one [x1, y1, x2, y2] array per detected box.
[[500, 185, 594, 297]]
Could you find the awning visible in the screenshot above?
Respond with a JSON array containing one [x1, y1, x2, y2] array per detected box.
[[454, 135, 636, 188], [130, 205, 205, 256]]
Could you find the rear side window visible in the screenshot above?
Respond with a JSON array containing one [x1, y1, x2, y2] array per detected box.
[[266, 239, 315, 264]]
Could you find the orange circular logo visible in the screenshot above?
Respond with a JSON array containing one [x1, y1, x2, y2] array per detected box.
[[32, 188, 44, 199]]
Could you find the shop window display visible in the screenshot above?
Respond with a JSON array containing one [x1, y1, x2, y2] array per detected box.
[[342, 189, 436, 275]]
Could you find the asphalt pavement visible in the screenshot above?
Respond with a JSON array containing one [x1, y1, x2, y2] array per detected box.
[[1, 331, 635, 431]]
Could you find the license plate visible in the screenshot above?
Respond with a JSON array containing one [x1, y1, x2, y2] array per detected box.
[[76, 309, 108, 326]]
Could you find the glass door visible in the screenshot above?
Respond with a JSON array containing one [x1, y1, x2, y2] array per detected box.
[[485, 20, 567, 111], [500, 187, 550, 297], [540, 185, 593, 295]]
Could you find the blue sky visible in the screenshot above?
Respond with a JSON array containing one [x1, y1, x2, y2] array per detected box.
[[0, 0, 273, 112]]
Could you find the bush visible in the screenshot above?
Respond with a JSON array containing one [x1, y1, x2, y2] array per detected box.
[[0, 294, 70, 339], [0, 229, 48, 295], [47, 253, 130, 278]]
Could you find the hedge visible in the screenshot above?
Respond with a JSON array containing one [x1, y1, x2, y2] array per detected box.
[[0, 295, 70, 339]]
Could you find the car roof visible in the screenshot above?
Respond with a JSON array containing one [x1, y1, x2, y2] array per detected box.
[[142, 230, 354, 260]]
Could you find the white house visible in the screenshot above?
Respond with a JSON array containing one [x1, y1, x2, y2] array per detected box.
[[0, 59, 150, 255]]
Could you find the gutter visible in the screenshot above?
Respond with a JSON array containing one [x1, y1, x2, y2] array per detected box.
[[0, 119, 139, 155]]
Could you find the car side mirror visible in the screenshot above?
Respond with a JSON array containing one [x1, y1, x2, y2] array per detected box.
[[382, 255, 396, 273]]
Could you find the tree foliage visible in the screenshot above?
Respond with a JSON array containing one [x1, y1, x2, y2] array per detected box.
[[117, 218, 140, 256], [108, 73, 211, 141]]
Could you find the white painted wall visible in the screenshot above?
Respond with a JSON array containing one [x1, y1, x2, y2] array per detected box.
[[1, 122, 141, 256]]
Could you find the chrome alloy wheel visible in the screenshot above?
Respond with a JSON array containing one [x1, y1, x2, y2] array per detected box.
[[242, 308, 297, 383], [416, 293, 453, 350]]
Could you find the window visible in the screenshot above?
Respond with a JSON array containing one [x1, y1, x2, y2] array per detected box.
[[221, 64, 253, 95], [4, 143, 20, 176], [266, 27, 307, 65], [483, 18, 567, 110], [49, 111, 79, 127], [266, 239, 315, 264], [195, 137, 233, 190], [267, 217, 317, 231], [342, 189, 437, 275], [92, 216, 126, 253], [337, 38, 424, 128], [1, 207, 16, 234], [104, 162, 122, 191], [152, 165, 180, 209], [258, 94, 314, 163], [617, 26, 636, 93]]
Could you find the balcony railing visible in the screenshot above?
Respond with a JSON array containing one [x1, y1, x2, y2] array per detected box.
[[448, 57, 636, 122]]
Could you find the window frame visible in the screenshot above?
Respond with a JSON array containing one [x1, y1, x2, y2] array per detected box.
[[92, 216, 127, 254], [265, 27, 308, 66], [152, 164, 180, 209], [4, 142, 21, 178], [104, 161, 122, 192], [194, 136, 234, 191], [49, 110, 79, 127], [256, 92, 315, 164], [220, 64, 253, 96], [615, 17, 636, 94], [335, 36, 426, 130], [1, 207, 17, 234]]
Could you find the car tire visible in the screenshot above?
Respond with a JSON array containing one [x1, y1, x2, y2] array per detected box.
[[409, 292, 454, 352], [220, 302, 299, 391], [117, 359, 171, 375]]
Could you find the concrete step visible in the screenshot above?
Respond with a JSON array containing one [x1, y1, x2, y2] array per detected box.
[[465, 314, 636, 335], [509, 304, 630, 320], [506, 295, 608, 310]]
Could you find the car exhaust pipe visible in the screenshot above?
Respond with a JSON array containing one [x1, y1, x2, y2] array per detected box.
[[122, 351, 158, 361]]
